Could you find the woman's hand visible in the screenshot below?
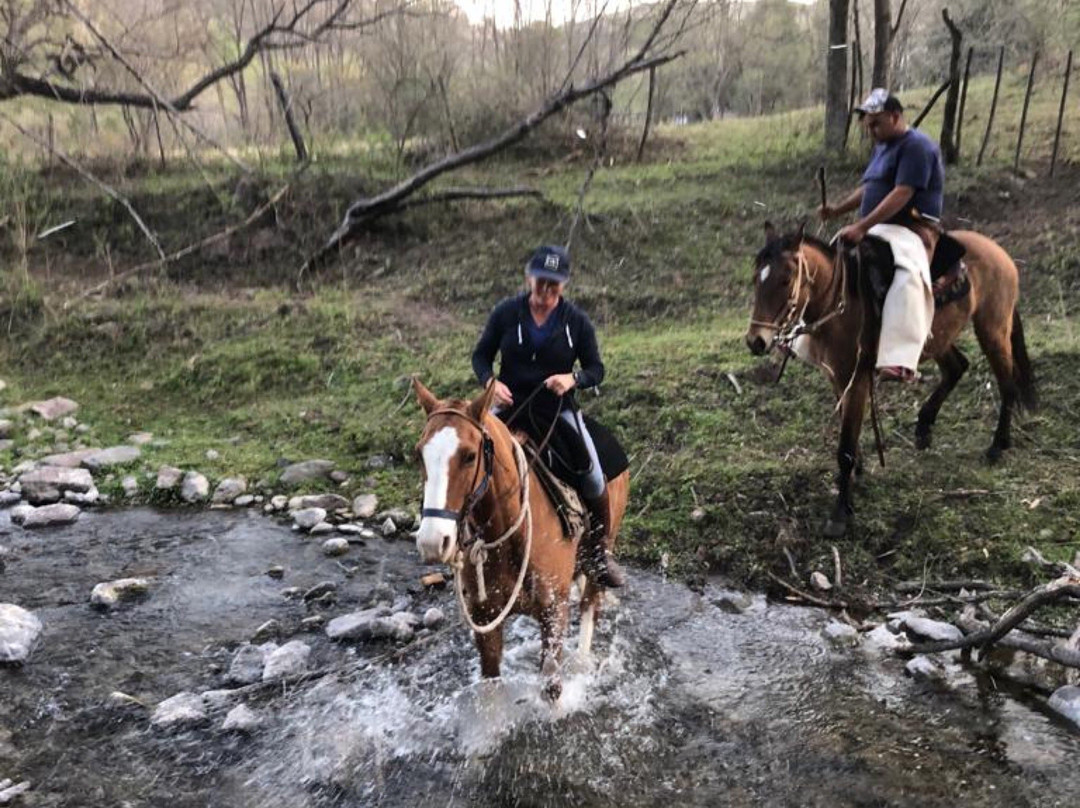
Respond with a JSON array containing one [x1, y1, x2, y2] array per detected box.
[[493, 381, 514, 407], [544, 373, 576, 396]]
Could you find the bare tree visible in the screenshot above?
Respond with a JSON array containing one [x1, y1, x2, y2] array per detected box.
[[825, 0, 850, 151], [872, 0, 891, 88]]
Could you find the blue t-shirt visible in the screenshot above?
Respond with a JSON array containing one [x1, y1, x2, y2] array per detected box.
[[860, 128, 944, 222]]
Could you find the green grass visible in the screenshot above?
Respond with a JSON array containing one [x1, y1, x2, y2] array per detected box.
[[2, 86, 1079, 598]]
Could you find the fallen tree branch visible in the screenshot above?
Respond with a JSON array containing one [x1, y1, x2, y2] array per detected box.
[[894, 579, 997, 593], [765, 570, 848, 610], [299, 0, 686, 279], [0, 110, 165, 262], [1022, 545, 1080, 579]]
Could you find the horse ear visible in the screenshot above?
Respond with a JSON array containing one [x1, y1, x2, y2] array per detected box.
[[413, 377, 439, 415], [796, 218, 807, 241], [468, 378, 497, 422], [764, 220, 778, 243]]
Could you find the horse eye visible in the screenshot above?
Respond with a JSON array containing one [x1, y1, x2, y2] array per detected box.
[[461, 451, 477, 465]]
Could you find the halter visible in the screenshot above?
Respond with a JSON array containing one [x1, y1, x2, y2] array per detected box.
[[419, 406, 533, 635]]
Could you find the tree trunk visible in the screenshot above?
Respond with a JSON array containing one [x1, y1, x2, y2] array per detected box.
[[826, 0, 851, 152], [873, 0, 891, 88], [939, 9, 962, 165]]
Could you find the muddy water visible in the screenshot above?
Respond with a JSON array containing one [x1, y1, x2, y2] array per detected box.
[[1, 509, 1077, 807]]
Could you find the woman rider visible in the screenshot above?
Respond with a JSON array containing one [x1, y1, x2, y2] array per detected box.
[[471, 245, 624, 588]]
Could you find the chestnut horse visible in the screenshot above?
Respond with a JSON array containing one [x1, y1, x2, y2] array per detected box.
[[413, 378, 629, 700], [745, 223, 1036, 536]]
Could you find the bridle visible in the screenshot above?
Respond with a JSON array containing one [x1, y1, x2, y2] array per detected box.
[[419, 408, 495, 525], [419, 406, 533, 635]]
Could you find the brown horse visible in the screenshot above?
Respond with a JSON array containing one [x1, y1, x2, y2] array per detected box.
[[413, 378, 629, 699], [745, 223, 1036, 536]]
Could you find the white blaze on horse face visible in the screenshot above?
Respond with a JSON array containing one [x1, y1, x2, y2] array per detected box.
[[416, 425, 461, 563], [758, 264, 771, 283]]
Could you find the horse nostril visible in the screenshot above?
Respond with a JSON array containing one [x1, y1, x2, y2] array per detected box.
[[441, 535, 453, 559], [747, 334, 766, 355]]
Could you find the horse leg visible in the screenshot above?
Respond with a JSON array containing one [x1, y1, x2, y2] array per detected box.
[[578, 577, 602, 658], [974, 321, 1018, 463], [539, 598, 570, 701], [475, 628, 504, 679], [824, 369, 871, 538], [915, 346, 970, 450]]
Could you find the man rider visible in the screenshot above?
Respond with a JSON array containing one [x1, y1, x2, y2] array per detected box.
[[819, 88, 945, 382]]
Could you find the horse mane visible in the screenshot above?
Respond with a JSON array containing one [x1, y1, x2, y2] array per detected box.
[[757, 230, 835, 264]]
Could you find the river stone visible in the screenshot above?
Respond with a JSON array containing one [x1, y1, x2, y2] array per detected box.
[[82, 445, 141, 471], [0, 491, 21, 508], [904, 655, 945, 682], [292, 507, 326, 531], [29, 396, 78, 421], [38, 448, 99, 468], [212, 477, 247, 504], [862, 624, 912, 656], [900, 616, 964, 643], [281, 587, 302, 600], [107, 691, 147, 711], [289, 494, 348, 512], [823, 620, 859, 647], [64, 486, 100, 506], [378, 509, 415, 529], [18, 466, 93, 504], [310, 522, 335, 535], [279, 459, 335, 486], [303, 582, 337, 602], [234, 494, 254, 507], [710, 588, 754, 614], [322, 538, 350, 557], [222, 703, 262, 733], [156, 466, 184, 490], [423, 607, 445, 629], [810, 571, 832, 591], [353, 494, 378, 519], [269, 495, 288, 511], [0, 604, 43, 662], [9, 504, 33, 525], [181, 472, 210, 503], [228, 642, 277, 685], [381, 517, 397, 537], [326, 607, 415, 643], [0, 419, 13, 438], [252, 619, 281, 642], [90, 578, 150, 610], [151, 692, 207, 728], [21, 503, 81, 528], [25, 427, 42, 442], [1048, 685, 1080, 728], [200, 689, 243, 711], [127, 431, 154, 445], [262, 640, 311, 681], [0, 781, 31, 803]]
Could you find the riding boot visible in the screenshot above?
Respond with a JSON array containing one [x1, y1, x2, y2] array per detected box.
[[582, 490, 625, 588]]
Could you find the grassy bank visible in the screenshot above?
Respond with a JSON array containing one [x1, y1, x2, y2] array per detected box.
[[2, 87, 1079, 595]]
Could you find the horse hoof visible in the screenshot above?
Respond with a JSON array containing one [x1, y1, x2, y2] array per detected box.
[[823, 517, 848, 538], [543, 678, 562, 702], [985, 445, 1004, 464], [915, 431, 932, 451]]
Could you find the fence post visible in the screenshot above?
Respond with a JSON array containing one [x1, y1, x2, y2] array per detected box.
[[843, 39, 858, 151], [1014, 51, 1039, 174], [978, 45, 1005, 166], [1050, 50, 1073, 178], [956, 46, 974, 160]]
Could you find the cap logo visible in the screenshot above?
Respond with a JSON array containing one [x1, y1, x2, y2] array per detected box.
[[544, 255, 560, 270]]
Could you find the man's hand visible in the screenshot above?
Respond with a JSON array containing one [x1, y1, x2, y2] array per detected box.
[[493, 381, 514, 407], [837, 221, 868, 244], [817, 203, 836, 222], [544, 373, 576, 396]]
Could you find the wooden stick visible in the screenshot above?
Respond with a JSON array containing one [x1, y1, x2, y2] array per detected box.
[[1050, 50, 1073, 178], [912, 78, 952, 129], [636, 65, 657, 162], [270, 72, 308, 163], [765, 570, 848, 610], [843, 39, 858, 151], [978, 45, 1005, 165], [1014, 50, 1039, 173]]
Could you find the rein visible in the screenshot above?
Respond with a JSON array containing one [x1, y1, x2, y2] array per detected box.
[[421, 407, 534, 635]]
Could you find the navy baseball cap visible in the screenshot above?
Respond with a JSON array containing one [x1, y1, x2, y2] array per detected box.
[[526, 245, 571, 283]]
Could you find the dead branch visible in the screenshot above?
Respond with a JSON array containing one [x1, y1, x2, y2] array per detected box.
[[765, 570, 848, 610], [67, 182, 296, 307], [1022, 545, 1080, 579], [270, 72, 308, 163], [895, 579, 997, 593], [906, 582, 1080, 658], [912, 78, 952, 128], [2, 2, 414, 111], [300, 0, 687, 279], [0, 110, 164, 262]]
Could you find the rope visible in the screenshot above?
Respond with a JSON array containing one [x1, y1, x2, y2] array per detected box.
[[452, 439, 534, 635]]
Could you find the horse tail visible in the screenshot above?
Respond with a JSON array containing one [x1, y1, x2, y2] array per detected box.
[[1011, 309, 1038, 412]]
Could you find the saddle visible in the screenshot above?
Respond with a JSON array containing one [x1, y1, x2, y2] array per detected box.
[[856, 230, 971, 313], [515, 434, 588, 543]]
